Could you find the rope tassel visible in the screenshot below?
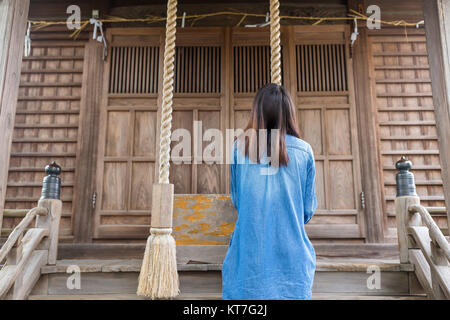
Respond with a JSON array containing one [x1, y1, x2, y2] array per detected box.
[[137, 228, 179, 298], [138, 0, 179, 299], [138, 184, 179, 298]]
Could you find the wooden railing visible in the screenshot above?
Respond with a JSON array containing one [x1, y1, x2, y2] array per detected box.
[[395, 157, 450, 299], [0, 162, 62, 300]]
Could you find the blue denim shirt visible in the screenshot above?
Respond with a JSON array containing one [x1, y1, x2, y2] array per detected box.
[[222, 134, 317, 300]]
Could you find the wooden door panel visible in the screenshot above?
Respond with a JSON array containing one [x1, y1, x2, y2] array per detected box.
[[325, 109, 352, 155], [314, 160, 326, 209], [290, 26, 364, 239], [170, 110, 193, 194], [134, 111, 157, 157], [101, 162, 127, 211], [329, 160, 356, 209], [298, 109, 323, 155], [94, 29, 162, 239], [130, 162, 154, 211], [105, 111, 130, 157]]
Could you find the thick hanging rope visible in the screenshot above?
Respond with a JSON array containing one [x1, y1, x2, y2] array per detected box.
[[269, 0, 282, 85], [138, 0, 179, 299], [158, 0, 177, 184]]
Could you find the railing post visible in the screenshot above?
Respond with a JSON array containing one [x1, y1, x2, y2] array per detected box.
[[36, 162, 62, 265], [395, 157, 421, 264]]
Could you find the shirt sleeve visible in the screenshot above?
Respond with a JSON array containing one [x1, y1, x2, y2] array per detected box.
[[230, 141, 238, 210], [304, 147, 317, 224]]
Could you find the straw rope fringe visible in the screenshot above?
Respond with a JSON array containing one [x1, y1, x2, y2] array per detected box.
[[137, 228, 179, 298]]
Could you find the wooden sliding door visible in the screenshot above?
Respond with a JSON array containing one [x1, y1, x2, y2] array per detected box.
[[288, 26, 365, 240], [93, 29, 163, 239], [93, 26, 365, 241], [93, 28, 227, 239]]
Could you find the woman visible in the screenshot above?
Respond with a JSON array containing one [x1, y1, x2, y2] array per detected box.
[[222, 83, 317, 300]]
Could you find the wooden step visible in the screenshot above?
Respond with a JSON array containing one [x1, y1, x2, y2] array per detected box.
[[28, 293, 427, 300], [28, 258, 423, 299]]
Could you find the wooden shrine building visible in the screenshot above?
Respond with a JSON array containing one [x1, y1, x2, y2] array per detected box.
[[0, 0, 449, 299]]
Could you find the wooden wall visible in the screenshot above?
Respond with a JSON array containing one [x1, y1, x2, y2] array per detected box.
[[368, 28, 448, 239], [1, 27, 88, 241], [2, 23, 447, 244]]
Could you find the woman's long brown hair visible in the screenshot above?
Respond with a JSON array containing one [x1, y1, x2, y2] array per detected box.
[[242, 83, 300, 167]]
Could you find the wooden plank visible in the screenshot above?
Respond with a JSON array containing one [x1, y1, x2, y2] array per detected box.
[[0, 207, 47, 264], [0, 265, 16, 298], [352, 27, 385, 242], [20, 68, 83, 73], [17, 96, 81, 101], [36, 199, 62, 265], [15, 110, 80, 115], [381, 150, 440, 155], [409, 249, 434, 298], [409, 225, 450, 298], [12, 138, 78, 143], [19, 82, 82, 87], [306, 224, 361, 239], [422, 0, 450, 231], [73, 39, 104, 243], [10, 152, 77, 157], [373, 52, 428, 56], [380, 136, 438, 140], [0, 0, 30, 236], [378, 107, 435, 111], [376, 79, 431, 83], [22, 55, 83, 60], [13, 124, 79, 128], [0, 228, 48, 297], [377, 92, 433, 97], [55, 242, 401, 260], [13, 250, 47, 300], [375, 65, 430, 70]]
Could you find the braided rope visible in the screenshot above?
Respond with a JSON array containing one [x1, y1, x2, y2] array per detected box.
[[158, 0, 178, 184], [269, 0, 282, 85]]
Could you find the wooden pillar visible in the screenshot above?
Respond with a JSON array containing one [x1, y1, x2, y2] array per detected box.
[[0, 0, 30, 234], [422, 0, 450, 231], [348, 0, 386, 242], [72, 38, 104, 242]]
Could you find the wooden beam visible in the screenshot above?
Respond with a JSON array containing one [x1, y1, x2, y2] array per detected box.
[[0, 0, 30, 236], [72, 39, 105, 243], [422, 0, 450, 231], [53, 242, 401, 260], [348, 0, 386, 242]]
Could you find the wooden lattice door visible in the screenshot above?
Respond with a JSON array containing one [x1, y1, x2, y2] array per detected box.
[[93, 26, 365, 241], [231, 26, 365, 240], [93, 28, 226, 239], [289, 26, 365, 239], [93, 29, 162, 239]]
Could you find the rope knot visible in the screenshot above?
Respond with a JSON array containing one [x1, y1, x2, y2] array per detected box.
[[150, 227, 173, 235]]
